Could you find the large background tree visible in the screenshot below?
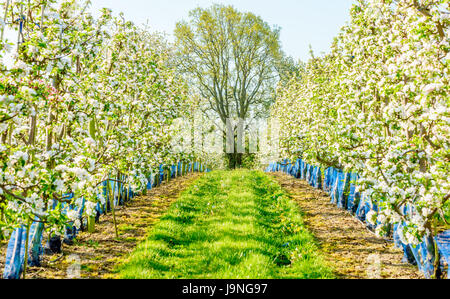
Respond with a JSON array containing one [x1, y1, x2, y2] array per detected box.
[[174, 5, 283, 168]]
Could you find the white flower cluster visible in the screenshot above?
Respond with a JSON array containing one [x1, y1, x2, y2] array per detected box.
[[85, 201, 97, 218]]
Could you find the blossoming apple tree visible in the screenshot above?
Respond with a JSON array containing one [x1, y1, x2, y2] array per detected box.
[[272, 0, 449, 275], [0, 0, 191, 243]]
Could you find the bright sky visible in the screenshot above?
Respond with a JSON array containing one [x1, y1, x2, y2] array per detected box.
[[89, 0, 356, 62]]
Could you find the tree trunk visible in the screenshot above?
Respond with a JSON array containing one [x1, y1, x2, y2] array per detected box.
[[225, 152, 243, 169]]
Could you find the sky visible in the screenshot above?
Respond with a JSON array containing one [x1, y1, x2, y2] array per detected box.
[[89, 0, 356, 62]]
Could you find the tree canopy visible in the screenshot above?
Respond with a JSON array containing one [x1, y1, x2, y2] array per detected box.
[[175, 5, 283, 167]]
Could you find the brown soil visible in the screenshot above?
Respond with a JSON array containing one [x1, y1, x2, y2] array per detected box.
[[270, 172, 423, 279], [0, 173, 202, 279]]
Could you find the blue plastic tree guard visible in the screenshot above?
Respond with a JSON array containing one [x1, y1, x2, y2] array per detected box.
[[310, 165, 316, 187], [324, 167, 333, 192], [28, 221, 44, 266], [159, 164, 164, 182], [171, 165, 176, 178], [337, 172, 350, 209], [306, 164, 311, 184], [307, 165, 313, 186], [147, 176, 153, 190], [436, 230, 450, 278], [407, 235, 436, 278], [393, 223, 417, 265], [355, 191, 378, 227], [301, 161, 307, 180], [346, 173, 359, 213], [3, 221, 41, 279], [3, 226, 27, 279], [330, 170, 345, 205]]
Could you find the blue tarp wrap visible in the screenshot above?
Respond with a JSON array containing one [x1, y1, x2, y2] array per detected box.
[[3, 226, 27, 279], [325, 167, 333, 192], [329, 168, 339, 195], [307, 165, 313, 185], [172, 165, 177, 178], [108, 180, 116, 208], [96, 201, 103, 217], [153, 172, 158, 187], [337, 172, 350, 209], [311, 167, 322, 189], [129, 189, 134, 200], [294, 159, 301, 178], [346, 173, 358, 213], [355, 192, 377, 225], [306, 164, 311, 184], [393, 223, 417, 265], [159, 164, 164, 183], [28, 222, 44, 266], [436, 231, 450, 278], [406, 233, 441, 278], [301, 161, 307, 180], [3, 221, 41, 279], [147, 176, 153, 190], [330, 170, 344, 205], [323, 168, 330, 190]]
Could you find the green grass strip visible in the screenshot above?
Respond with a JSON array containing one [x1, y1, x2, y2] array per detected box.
[[117, 169, 334, 279]]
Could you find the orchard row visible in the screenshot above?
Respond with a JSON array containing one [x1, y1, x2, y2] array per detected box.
[[0, 0, 211, 238], [271, 0, 449, 246]]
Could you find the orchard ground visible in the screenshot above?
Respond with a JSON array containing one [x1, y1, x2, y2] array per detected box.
[[1, 170, 421, 279]]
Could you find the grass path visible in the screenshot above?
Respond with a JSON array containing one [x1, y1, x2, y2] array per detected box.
[[118, 170, 333, 279]]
